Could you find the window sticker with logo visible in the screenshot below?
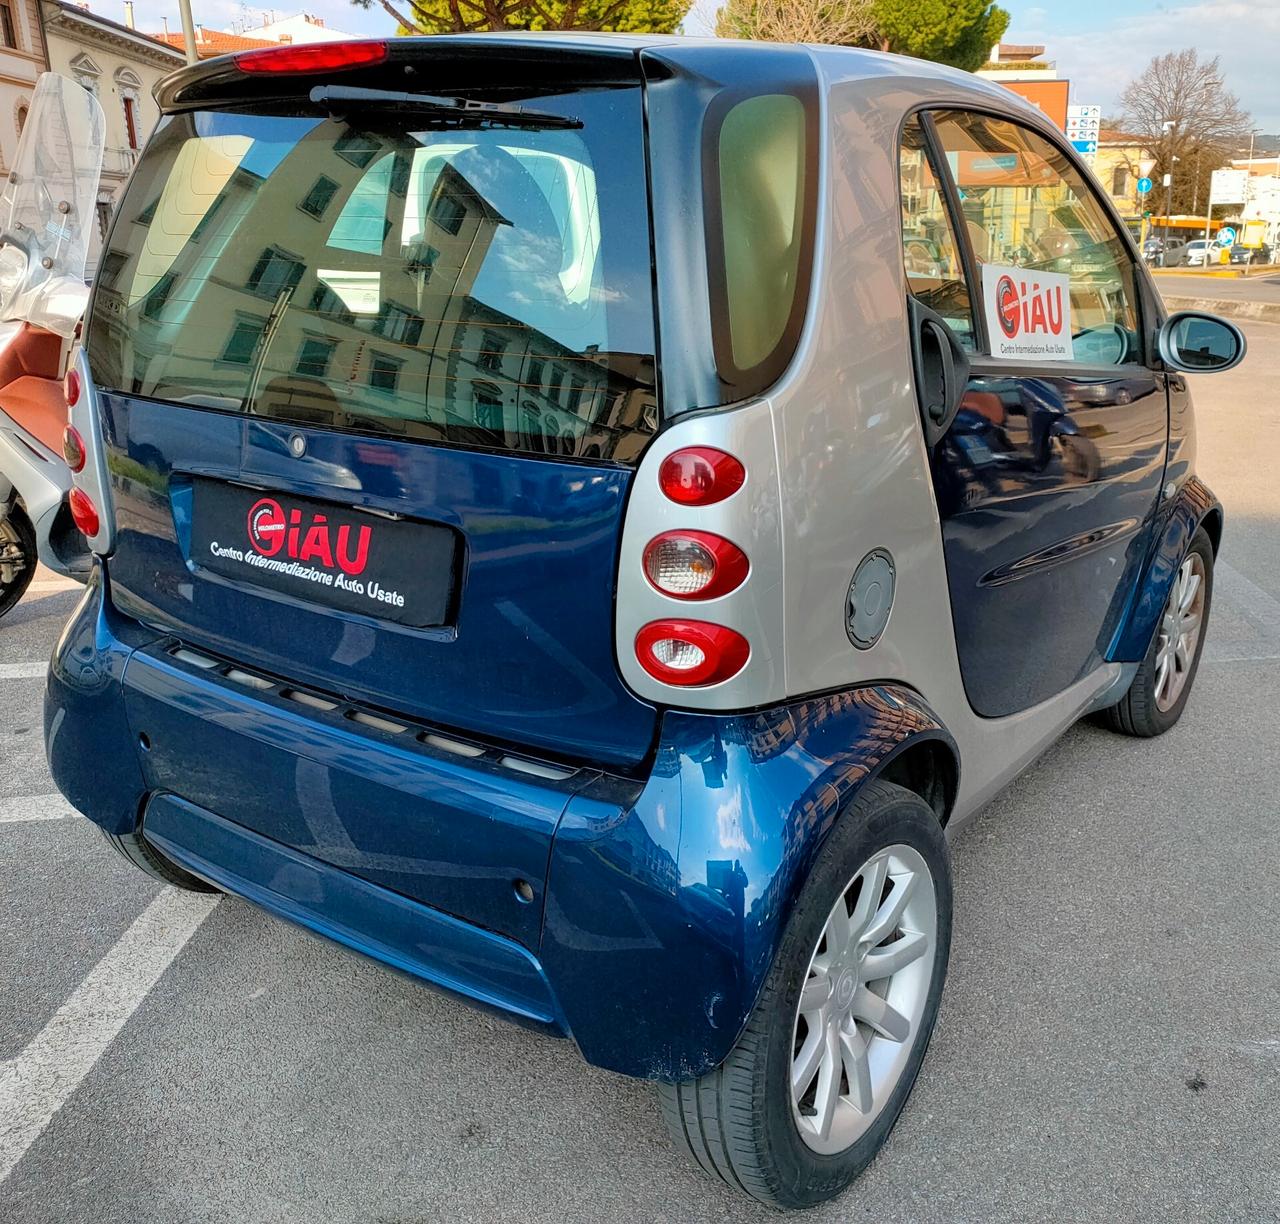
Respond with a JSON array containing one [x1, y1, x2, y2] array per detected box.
[[980, 264, 1073, 362]]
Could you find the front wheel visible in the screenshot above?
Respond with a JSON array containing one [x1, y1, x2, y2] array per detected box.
[[1098, 527, 1213, 737], [0, 506, 37, 620], [657, 780, 951, 1210]]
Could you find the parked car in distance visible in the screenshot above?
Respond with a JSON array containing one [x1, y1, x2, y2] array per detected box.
[[1179, 238, 1230, 267], [1229, 242, 1272, 265], [44, 36, 1248, 1211]]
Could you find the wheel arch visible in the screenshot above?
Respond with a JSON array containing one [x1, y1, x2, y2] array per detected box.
[[1107, 476, 1221, 663], [543, 684, 960, 1080]]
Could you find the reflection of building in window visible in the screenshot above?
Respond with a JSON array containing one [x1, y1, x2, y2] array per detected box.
[[430, 192, 467, 236], [134, 196, 159, 227], [478, 328, 506, 373], [473, 385, 504, 434], [334, 131, 380, 169], [246, 246, 304, 299], [373, 301, 424, 346], [368, 351, 402, 394], [141, 271, 178, 320], [526, 356, 544, 389], [295, 336, 337, 378], [309, 283, 355, 325], [221, 315, 266, 365], [189, 193, 228, 242], [299, 176, 339, 220]]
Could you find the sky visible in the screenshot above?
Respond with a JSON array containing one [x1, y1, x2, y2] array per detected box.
[[114, 0, 1280, 131]]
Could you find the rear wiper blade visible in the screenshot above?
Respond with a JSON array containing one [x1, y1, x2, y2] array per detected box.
[[309, 85, 581, 130]]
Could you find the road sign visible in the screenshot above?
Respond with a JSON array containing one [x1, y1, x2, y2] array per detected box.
[[1136, 176, 1153, 195], [1209, 168, 1248, 205], [1217, 226, 1236, 246], [1071, 139, 1097, 155]]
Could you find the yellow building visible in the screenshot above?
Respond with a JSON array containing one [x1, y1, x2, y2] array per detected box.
[[1094, 129, 1155, 232]]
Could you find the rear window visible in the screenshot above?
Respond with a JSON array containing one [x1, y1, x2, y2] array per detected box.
[[86, 86, 659, 463]]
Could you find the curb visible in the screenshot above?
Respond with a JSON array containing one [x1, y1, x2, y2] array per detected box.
[[1160, 295, 1280, 324]]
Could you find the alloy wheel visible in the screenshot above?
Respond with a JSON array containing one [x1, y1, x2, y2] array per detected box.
[[1154, 552, 1206, 712], [0, 517, 30, 591], [791, 844, 937, 1155]]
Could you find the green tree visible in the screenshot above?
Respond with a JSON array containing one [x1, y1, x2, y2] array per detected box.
[[870, 0, 1010, 71], [354, 0, 689, 34]]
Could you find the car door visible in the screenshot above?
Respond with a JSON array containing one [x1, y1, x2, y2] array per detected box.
[[899, 110, 1168, 718]]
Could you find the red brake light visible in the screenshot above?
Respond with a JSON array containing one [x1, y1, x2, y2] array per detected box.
[[635, 620, 749, 687], [234, 40, 387, 74], [62, 425, 86, 474], [69, 487, 99, 538], [643, 531, 748, 600], [658, 448, 745, 507], [64, 368, 81, 407]]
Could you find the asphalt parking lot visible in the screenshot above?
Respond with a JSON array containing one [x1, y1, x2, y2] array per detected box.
[[3, 323, 1279, 1224]]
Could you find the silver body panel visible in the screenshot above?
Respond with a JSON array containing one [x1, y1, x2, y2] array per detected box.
[[617, 48, 1134, 827]]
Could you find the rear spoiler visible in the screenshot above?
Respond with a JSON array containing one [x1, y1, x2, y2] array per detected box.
[[153, 34, 660, 113]]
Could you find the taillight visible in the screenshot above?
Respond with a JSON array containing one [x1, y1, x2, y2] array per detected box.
[[64, 368, 81, 407], [658, 448, 745, 507], [635, 620, 749, 687], [69, 487, 99, 538], [234, 40, 387, 73], [62, 425, 86, 473], [643, 530, 748, 600]]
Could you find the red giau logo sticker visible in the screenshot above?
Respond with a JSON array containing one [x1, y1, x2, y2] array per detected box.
[[981, 264, 1073, 361], [246, 497, 372, 575]]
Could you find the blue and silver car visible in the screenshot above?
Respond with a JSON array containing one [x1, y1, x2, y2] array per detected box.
[[47, 35, 1243, 1209]]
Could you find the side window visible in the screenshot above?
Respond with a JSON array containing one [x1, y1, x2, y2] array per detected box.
[[930, 110, 1142, 366], [899, 117, 976, 350]]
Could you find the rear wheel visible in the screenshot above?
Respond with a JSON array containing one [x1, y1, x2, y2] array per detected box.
[[1098, 528, 1213, 737], [0, 506, 37, 620], [99, 827, 219, 894], [657, 780, 951, 1210]]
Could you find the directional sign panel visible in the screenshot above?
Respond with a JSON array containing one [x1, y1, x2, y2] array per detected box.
[[1071, 139, 1098, 155]]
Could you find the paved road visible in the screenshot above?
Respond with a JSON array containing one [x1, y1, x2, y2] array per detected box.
[[1152, 271, 1280, 303], [3, 327, 1280, 1223]]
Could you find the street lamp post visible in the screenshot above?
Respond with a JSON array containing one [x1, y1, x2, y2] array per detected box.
[[1161, 119, 1177, 260]]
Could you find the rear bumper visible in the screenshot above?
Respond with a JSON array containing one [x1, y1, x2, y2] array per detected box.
[[47, 565, 956, 1080]]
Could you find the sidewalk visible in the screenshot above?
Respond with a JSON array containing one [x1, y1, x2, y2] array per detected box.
[[1153, 270, 1280, 323]]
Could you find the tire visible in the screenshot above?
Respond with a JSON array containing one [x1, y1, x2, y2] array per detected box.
[[1098, 527, 1214, 737], [0, 505, 37, 620], [99, 827, 220, 894], [657, 779, 952, 1210]]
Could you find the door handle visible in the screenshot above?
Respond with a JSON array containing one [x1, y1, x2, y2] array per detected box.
[[908, 298, 971, 447]]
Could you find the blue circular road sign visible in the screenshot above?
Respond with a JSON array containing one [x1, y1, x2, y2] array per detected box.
[[1136, 176, 1153, 194], [1217, 226, 1236, 246]]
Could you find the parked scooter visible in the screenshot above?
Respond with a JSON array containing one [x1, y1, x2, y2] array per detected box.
[[0, 73, 104, 619]]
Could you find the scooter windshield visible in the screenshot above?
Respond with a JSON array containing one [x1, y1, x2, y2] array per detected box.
[[0, 73, 105, 335]]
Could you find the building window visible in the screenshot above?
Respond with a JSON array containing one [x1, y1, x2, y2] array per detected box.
[[478, 328, 506, 374], [1111, 166, 1130, 197], [309, 282, 354, 325], [246, 246, 304, 300], [474, 386, 504, 434], [95, 201, 111, 240], [189, 193, 227, 242], [134, 196, 159, 227], [334, 131, 379, 169], [430, 192, 467, 236], [372, 301, 424, 346], [15, 104, 27, 135], [122, 96, 139, 151], [368, 351, 402, 394], [141, 271, 178, 321], [299, 176, 339, 220], [220, 315, 267, 365], [0, 5, 18, 50], [527, 356, 545, 389], [295, 336, 336, 378]]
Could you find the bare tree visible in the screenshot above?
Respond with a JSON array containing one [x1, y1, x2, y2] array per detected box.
[[1119, 49, 1251, 215], [716, 0, 876, 45]]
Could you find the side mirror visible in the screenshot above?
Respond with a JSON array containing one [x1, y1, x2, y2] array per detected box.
[[1157, 310, 1246, 374]]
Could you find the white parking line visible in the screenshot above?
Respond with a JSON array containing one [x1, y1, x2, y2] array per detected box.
[[0, 662, 45, 680], [0, 888, 219, 1184], [0, 795, 75, 824]]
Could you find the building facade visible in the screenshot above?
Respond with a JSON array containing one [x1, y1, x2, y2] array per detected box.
[[0, 0, 49, 176], [1095, 130, 1155, 233], [42, 0, 184, 275]]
